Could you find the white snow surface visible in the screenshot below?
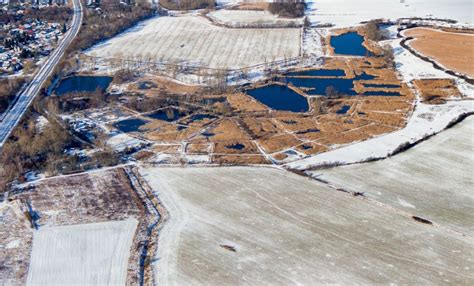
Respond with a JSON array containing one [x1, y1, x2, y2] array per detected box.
[[26, 219, 138, 286], [306, 0, 473, 28]]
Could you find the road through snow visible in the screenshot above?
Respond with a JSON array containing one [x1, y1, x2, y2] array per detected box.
[[0, 0, 83, 149]]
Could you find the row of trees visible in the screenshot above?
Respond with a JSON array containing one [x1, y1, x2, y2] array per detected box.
[[159, 0, 215, 10], [268, 0, 306, 18]]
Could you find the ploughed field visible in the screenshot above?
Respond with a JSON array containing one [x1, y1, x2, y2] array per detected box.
[[403, 27, 474, 78], [87, 16, 301, 69], [141, 166, 474, 285]]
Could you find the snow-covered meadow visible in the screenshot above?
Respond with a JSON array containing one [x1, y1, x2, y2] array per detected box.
[[26, 219, 138, 285], [87, 16, 301, 70]]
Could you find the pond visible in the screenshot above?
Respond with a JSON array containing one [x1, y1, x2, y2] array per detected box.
[[364, 83, 401, 89], [226, 143, 245, 150], [183, 114, 218, 125], [246, 84, 309, 112], [286, 69, 346, 77], [330, 32, 373, 57], [286, 72, 376, 96], [146, 108, 185, 122], [138, 81, 158, 90], [113, 118, 149, 133], [336, 105, 351, 114], [54, 76, 113, 95]]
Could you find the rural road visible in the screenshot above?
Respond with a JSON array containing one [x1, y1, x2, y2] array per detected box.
[[0, 0, 83, 149]]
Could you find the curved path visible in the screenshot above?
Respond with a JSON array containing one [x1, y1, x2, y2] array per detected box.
[[0, 0, 83, 148]]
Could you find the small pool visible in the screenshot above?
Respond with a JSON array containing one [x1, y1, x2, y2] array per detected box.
[[295, 128, 320, 135], [55, 76, 113, 95], [138, 81, 158, 90], [146, 108, 185, 122], [246, 84, 309, 112], [183, 114, 218, 125], [336, 105, 351, 114], [287, 72, 376, 96], [364, 83, 401, 89], [113, 118, 149, 133], [330, 32, 373, 57], [226, 143, 245, 150], [286, 69, 346, 77]]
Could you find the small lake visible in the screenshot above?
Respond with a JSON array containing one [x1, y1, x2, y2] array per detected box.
[[331, 32, 373, 57], [246, 84, 309, 112], [364, 83, 401, 89], [113, 118, 149, 133], [287, 72, 376, 96], [146, 108, 185, 122], [54, 76, 113, 95], [286, 69, 346, 77]]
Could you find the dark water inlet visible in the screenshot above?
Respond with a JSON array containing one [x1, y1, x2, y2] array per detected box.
[[246, 84, 309, 112], [146, 108, 185, 122], [55, 76, 113, 95], [331, 32, 373, 57], [113, 118, 149, 133], [336, 105, 351, 114], [364, 83, 401, 89]]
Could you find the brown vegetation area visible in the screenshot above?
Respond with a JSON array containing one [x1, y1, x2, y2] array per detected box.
[[404, 27, 474, 78], [413, 79, 462, 104]]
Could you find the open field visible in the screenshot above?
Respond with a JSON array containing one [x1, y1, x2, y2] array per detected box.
[[311, 116, 474, 236], [207, 9, 304, 28], [403, 28, 474, 78], [141, 166, 474, 285], [3, 167, 159, 285], [306, 0, 474, 28], [26, 219, 138, 285], [87, 16, 301, 69]]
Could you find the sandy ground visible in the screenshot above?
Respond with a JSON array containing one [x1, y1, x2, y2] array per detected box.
[[312, 116, 474, 235], [87, 16, 300, 69], [403, 28, 474, 78], [141, 166, 473, 285], [26, 219, 138, 286]]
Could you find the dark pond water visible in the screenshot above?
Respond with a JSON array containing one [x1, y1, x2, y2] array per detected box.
[[113, 118, 149, 133], [301, 144, 312, 150], [146, 108, 185, 122], [246, 84, 309, 112], [363, 91, 401, 96], [336, 105, 351, 114], [364, 83, 401, 89], [202, 131, 215, 137], [330, 32, 373, 57], [226, 143, 245, 150], [287, 72, 376, 96], [295, 128, 320, 135], [282, 119, 297, 124], [183, 114, 218, 124], [55, 76, 113, 95], [286, 69, 346, 77]]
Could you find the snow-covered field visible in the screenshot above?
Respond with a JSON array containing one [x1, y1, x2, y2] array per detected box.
[[208, 9, 304, 28], [141, 166, 473, 285], [26, 219, 138, 285], [87, 16, 301, 70], [306, 0, 473, 28], [312, 116, 474, 236]]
